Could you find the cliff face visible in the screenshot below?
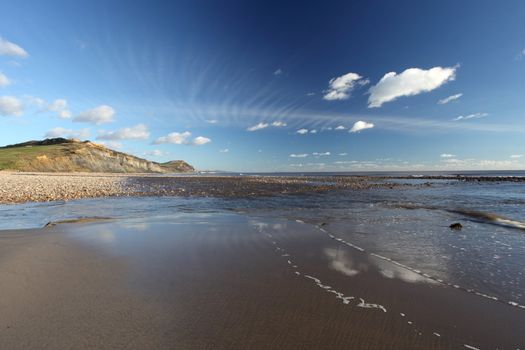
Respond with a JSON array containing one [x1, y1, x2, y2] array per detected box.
[[0, 138, 194, 173]]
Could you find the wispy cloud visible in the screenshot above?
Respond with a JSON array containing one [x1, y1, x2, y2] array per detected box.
[[349, 121, 374, 133], [273, 68, 283, 75], [219, 148, 229, 153], [247, 122, 269, 131], [334, 125, 346, 130], [98, 141, 122, 150], [313, 152, 330, 156], [247, 121, 287, 131], [453, 112, 488, 121], [338, 153, 348, 156], [368, 66, 457, 107], [0, 37, 28, 58], [97, 124, 150, 140], [323, 72, 369, 101], [206, 119, 218, 124], [0, 72, 10, 87], [144, 149, 167, 157], [0, 96, 23, 116], [510, 154, 523, 159], [154, 131, 211, 145], [438, 93, 463, 105], [46, 99, 71, 119], [74, 105, 115, 125], [45, 127, 90, 139], [440, 153, 456, 158], [289, 153, 308, 158]]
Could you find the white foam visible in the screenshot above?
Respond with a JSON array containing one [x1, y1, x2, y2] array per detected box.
[[433, 332, 441, 337], [357, 298, 387, 312], [464, 345, 480, 350]]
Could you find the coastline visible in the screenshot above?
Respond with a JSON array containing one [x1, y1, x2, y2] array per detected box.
[[1, 213, 524, 349], [2, 170, 524, 205], [0, 171, 405, 204]]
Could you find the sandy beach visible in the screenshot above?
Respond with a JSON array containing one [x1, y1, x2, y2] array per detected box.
[[1, 213, 524, 349]]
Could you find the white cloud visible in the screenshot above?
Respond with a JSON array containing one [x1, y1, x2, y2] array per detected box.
[[296, 128, 309, 134], [349, 121, 374, 133], [0, 37, 28, 58], [74, 105, 115, 124], [273, 68, 283, 75], [290, 153, 308, 158], [47, 99, 71, 119], [323, 72, 369, 101], [439, 157, 523, 170], [453, 112, 488, 121], [98, 141, 122, 150], [219, 148, 229, 153], [154, 131, 210, 146], [306, 92, 315, 96], [271, 121, 287, 127], [97, 124, 150, 141], [368, 66, 457, 107], [310, 129, 317, 134], [206, 119, 218, 124], [144, 149, 166, 157], [313, 152, 331, 156], [45, 127, 90, 139], [193, 136, 211, 145], [25, 96, 45, 107], [438, 93, 463, 105], [510, 154, 523, 159], [0, 72, 10, 87], [154, 131, 192, 144], [247, 122, 269, 131], [338, 153, 348, 156], [440, 153, 456, 158], [0, 96, 23, 116], [335, 125, 346, 130]]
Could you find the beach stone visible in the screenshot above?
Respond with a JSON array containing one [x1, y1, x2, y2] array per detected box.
[[449, 222, 463, 230]]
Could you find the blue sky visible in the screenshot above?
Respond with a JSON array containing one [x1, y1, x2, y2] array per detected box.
[[0, 0, 524, 172]]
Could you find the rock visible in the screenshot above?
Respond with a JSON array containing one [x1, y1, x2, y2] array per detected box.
[[449, 222, 463, 230]]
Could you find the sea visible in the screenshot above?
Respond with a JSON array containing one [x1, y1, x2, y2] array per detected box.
[[1, 170, 524, 308]]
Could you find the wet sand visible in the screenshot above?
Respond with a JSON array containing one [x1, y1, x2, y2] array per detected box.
[[1, 213, 524, 349]]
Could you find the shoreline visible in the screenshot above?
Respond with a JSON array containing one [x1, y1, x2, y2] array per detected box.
[[2, 170, 524, 205], [0, 172, 407, 205], [1, 213, 524, 349]]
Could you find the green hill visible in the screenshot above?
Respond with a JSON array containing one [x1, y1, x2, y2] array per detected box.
[[0, 138, 194, 173]]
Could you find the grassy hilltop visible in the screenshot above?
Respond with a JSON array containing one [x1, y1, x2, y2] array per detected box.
[[0, 138, 194, 173]]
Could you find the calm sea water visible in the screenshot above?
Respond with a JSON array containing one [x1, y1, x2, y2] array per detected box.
[[1, 171, 524, 307]]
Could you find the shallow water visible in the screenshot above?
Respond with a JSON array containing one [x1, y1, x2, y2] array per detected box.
[[1, 177, 524, 309]]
